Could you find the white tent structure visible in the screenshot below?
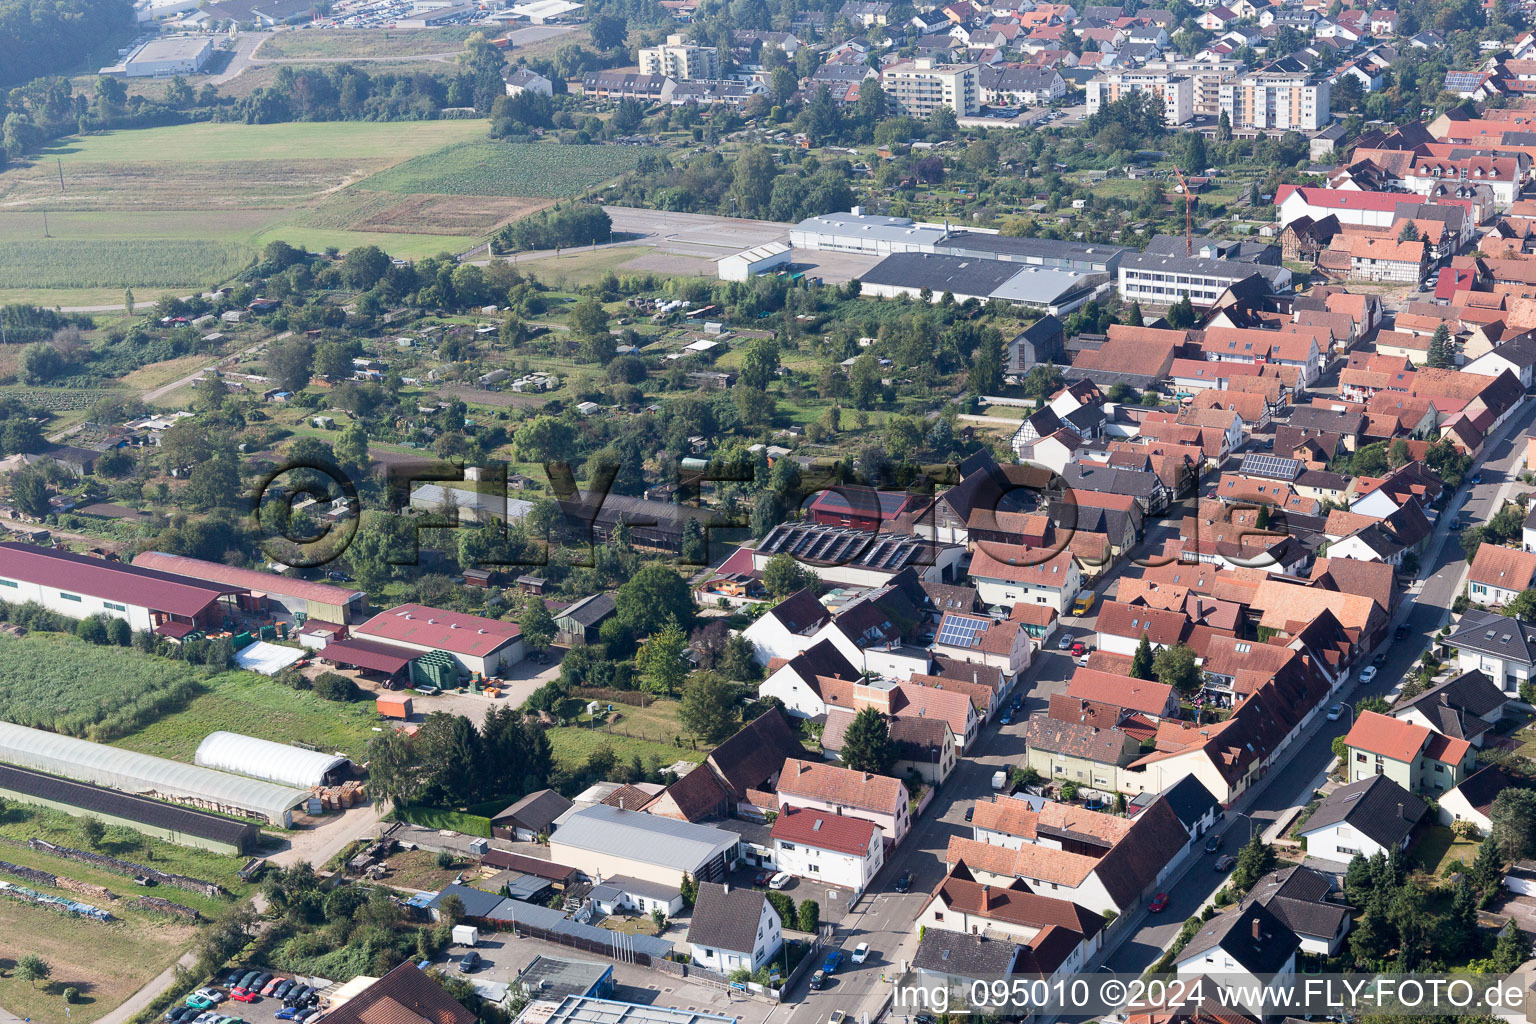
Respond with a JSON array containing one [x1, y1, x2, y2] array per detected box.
[[234, 640, 305, 676], [194, 731, 350, 790], [0, 721, 304, 825]]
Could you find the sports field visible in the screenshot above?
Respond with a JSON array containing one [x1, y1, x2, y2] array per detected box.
[[0, 121, 631, 303]]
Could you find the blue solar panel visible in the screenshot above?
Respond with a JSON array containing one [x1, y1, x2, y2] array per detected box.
[[936, 614, 991, 648]]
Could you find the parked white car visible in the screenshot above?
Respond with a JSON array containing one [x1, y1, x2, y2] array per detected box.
[[851, 943, 871, 964]]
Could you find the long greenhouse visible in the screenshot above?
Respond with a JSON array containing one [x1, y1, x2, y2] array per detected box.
[[194, 731, 351, 790], [0, 720, 307, 826]]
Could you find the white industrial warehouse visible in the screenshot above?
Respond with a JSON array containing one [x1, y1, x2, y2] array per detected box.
[[717, 242, 791, 282], [195, 731, 352, 790], [0, 721, 307, 826]]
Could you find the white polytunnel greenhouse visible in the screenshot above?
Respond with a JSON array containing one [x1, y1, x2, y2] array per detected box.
[[0, 720, 307, 826], [194, 731, 352, 790]]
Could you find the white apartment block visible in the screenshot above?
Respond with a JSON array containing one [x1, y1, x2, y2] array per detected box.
[[881, 58, 980, 116], [1134, 60, 1241, 116], [1219, 72, 1330, 131], [1086, 70, 1194, 126], [638, 34, 721, 80]]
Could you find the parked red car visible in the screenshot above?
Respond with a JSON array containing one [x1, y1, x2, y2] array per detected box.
[[1148, 893, 1170, 913], [1070, 642, 1087, 656]]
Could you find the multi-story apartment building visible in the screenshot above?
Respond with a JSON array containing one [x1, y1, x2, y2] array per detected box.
[[880, 57, 980, 116], [1132, 59, 1241, 116], [1085, 69, 1194, 126], [1219, 71, 1330, 130], [638, 34, 721, 80]]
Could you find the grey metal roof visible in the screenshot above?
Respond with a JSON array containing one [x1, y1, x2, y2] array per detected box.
[[551, 804, 738, 871], [792, 212, 948, 247], [0, 720, 306, 824], [505, 907, 674, 958], [990, 267, 1106, 306], [860, 252, 1024, 297], [493, 788, 573, 831], [939, 233, 1129, 268], [589, 874, 680, 903], [194, 731, 349, 790], [429, 882, 507, 919]]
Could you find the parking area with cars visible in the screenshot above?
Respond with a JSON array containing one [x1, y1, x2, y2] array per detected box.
[[170, 970, 329, 1024]]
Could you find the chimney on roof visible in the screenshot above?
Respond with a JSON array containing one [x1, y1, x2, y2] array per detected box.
[[981, 884, 991, 908], [1398, 802, 1404, 819], [1252, 917, 1261, 941]]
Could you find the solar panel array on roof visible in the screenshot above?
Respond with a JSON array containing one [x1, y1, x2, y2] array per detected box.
[[936, 614, 991, 649], [1239, 453, 1303, 481], [757, 523, 926, 570]]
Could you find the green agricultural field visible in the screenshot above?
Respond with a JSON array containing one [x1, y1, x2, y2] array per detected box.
[[0, 119, 574, 303], [363, 140, 650, 198], [0, 633, 202, 741], [112, 669, 383, 762], [0, 239, 248, 290]]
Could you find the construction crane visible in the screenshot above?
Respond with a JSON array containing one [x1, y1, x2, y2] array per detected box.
[[1170, 164, 1195, 256]]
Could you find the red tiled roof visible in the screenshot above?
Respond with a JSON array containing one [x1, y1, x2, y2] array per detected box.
[[354, 603, 521, 657], [1066, 668, 1175, 717], [1345, 710, 1428, 763], [0, 542, 237, 617], [770, 804, 879, 854], [132, 550, 363, 607]]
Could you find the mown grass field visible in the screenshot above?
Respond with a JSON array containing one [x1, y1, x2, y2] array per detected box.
[[362, 140, 650, 198], [111, 669, 384, 762], [255, 26, 480, 59], [0, 895, 197, 1024], [545, 698, 705, 772]]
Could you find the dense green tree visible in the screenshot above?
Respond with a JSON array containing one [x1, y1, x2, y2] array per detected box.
[[762, 552, 817, 597], [1153, 642, 1201, 695], [638, 618, 689, 696], [1426, 323, 1454, 368], [678, 669, 741, 743], [1130, 634, 1155, 680], [615, 564, 694, 634], [519, 599, 555, 651], [840, 707, 895, 776], [1490, 788, 1536, 863]]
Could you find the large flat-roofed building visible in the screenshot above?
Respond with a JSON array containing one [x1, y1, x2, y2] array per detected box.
[[0, 542, 243, 633], [1220, 71, 1330, 131], [122, 35, 213, 76], [517, 997, 737, 1024], [131, 551, 366, 624], [790, 210, 949, 255], [935, 234, 1130, 274], [880, 58, 980, 116], [1117, 253, 1293, 307], [859, 252, 1109, 315], [547, 804, 740, 888], [351, 603, 524, 678], [1086, 69, 1194, 125]]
